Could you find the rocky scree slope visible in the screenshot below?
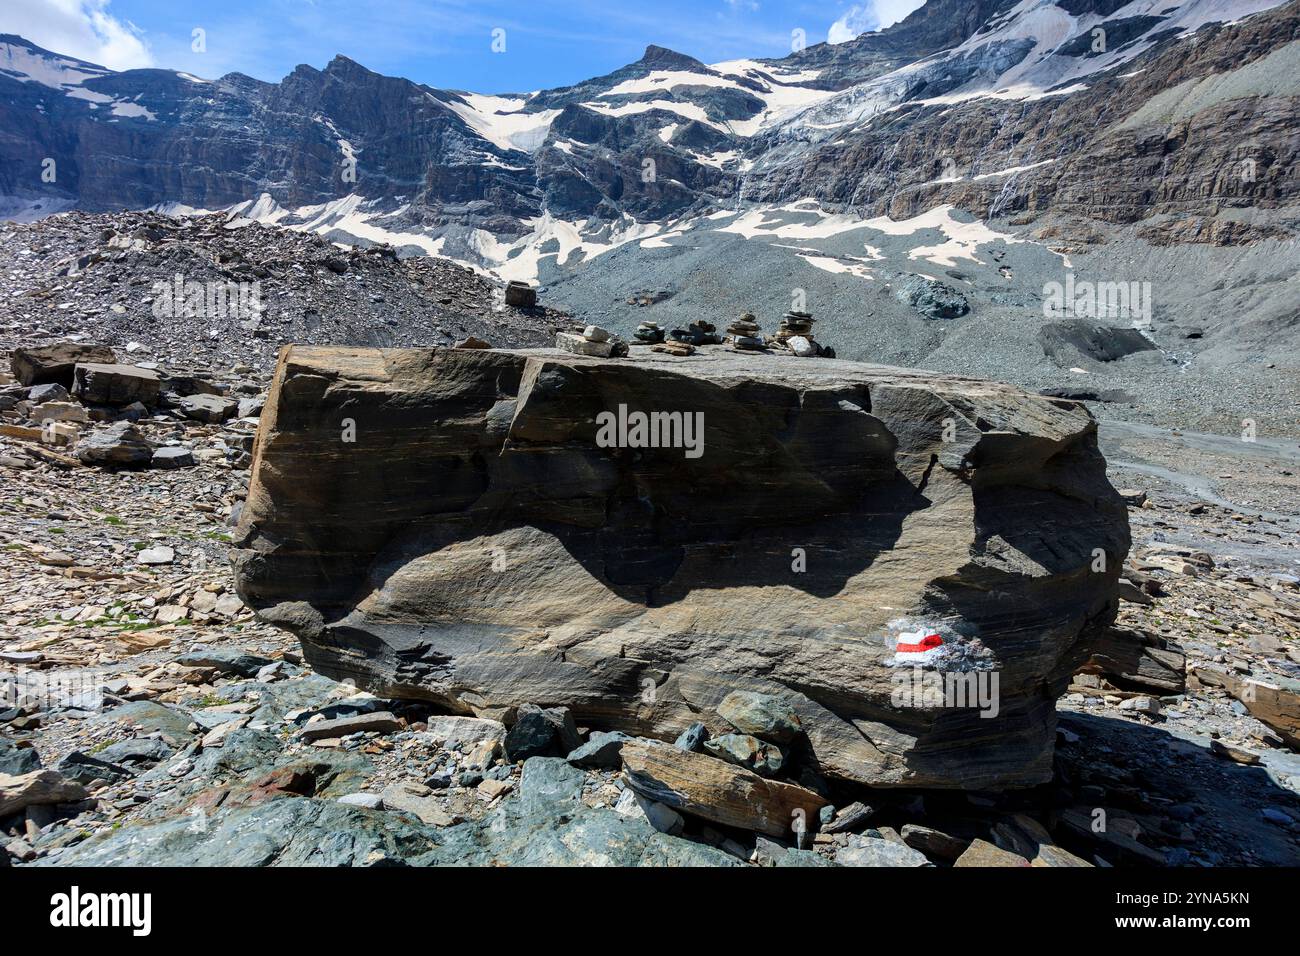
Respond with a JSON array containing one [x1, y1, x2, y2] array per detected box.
[[0, 209, 562, 370]]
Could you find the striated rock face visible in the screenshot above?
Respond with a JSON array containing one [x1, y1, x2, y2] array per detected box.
[[233, 345, 1130, 789]]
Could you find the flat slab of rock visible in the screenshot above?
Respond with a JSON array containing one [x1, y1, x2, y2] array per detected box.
[[72, 362, 161, 406], [177, 647, 271, 676], [152, 445, 196, 469], [31, 401, 88, 424], [1031, 843, 1093, 867], [233, 345, 1129, 789], [0, 769, 89, 817], [1192, 667, 1300, 747], [555, 331, 613, 357], [424, 715, 506, 746], [837, 836, 930, 867], [379, 779, 454, 826], [75, 421, 153, 468], [1077, 626, 1185, 694], [901, 823, 969, 860], [620, 740, 827, 838], [953, 838, 1031, 867], [179, 393, 238, 423], [299, 711, 402, 741], [11, 342, 115, 386]]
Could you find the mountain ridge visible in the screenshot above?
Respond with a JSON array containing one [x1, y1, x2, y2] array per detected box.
[[1, 0, 1297, 387]]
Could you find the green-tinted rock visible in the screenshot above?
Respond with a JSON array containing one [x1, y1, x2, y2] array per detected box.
[[716, 691, 802, 743], [92, 701, 194, 747], [703, 733, 785, 777]]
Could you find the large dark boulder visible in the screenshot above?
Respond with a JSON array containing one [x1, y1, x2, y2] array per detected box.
[[233, 345, 1130, 790], [1038, 320, 1158, 365]]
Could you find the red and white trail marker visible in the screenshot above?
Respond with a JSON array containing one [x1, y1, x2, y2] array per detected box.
[[894, 629, 944, 665]]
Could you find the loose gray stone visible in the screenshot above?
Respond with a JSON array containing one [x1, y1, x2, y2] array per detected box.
[[55, 751, 133, 785], [674, 722, 708, 752], [823, 801, 875, 834], [179, 393, 238, 423], [72, 362, 161, 406], [0, 739, 41, 776], [566, 731, 631, 769], [76, 422, 154, 468], [151, 446, 195, 469], [177, 647, 272, 677], [836, 836, 930, 867], [338, 792, 384, 810], [27, 383, 68, 404], [299, 711, 402, 741]]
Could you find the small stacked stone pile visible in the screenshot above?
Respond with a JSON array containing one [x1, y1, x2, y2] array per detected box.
[[554, 325, 628, 358], [726, 312, 765, 351], [670, 320, 723, 347], [634, 321, 665, 344], [652, 339, 695, 356], [775, 310, 814, 344], [774, 311, 834, 358]]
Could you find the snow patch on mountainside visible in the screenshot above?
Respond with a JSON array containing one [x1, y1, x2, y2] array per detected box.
[[0, 37, 163, 121], [575, 59, 835, 138], [216, 193, 668, 282], [861, 205, 1026, 267], [638, 201, 1051, 280], [222, 193, 445, 255], [477, 215, 664, 281], [717, 201, 890, 240], [0, 37, 111, 89], [110, 101, 156, 120], [581, 98, 714, 126], [599, 69, 749, 97], [439, 92, 560, 153]]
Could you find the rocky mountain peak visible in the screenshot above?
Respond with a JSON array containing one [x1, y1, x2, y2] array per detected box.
[[0, 0, 1295, 285], [636, 43, 710, 71], [322, 53, 375, 78]]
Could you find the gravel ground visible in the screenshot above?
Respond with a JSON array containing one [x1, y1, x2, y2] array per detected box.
[[0, 210, 564, 371]]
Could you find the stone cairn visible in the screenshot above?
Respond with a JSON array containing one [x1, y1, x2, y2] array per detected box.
[[652, 339, 696, 356], [633, 320, 665, 344], [669, 320, 723, 347], [774, 310, 813, 344], [774, 310, 834, 358], [555, 324, 628, 358], [554, 312, 832, 360], [726, 312, 765, 351]]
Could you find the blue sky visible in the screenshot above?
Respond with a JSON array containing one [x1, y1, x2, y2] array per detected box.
[[3, 0, 926, 92]]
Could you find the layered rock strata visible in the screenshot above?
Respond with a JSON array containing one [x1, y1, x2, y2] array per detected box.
[[233, 345, 1130, 789]]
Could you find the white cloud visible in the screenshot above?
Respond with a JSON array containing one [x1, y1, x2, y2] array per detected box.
[[0, 0, 153, 70], [828, 0, 926, 44]]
